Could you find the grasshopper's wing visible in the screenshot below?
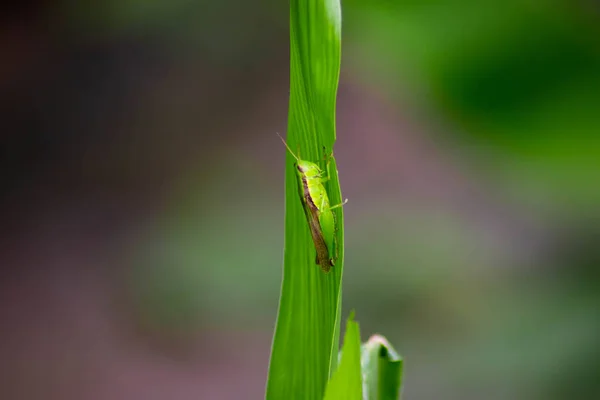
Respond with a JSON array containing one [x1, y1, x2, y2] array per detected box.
[[307, 208, 333, 272], [302, 195, 333, 272]]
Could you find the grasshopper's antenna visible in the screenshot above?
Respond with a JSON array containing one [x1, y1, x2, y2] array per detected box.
[[276, 132, 299, 162]]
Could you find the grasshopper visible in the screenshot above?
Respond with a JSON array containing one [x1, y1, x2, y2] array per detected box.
[[278, 133, 347, 272]]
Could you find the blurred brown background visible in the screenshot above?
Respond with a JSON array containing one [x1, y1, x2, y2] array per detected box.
[[1, 0, 599, 399]]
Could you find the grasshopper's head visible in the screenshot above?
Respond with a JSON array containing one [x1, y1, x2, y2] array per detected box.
[[296, 160, 322, 179], [276, 133, 322, 179]]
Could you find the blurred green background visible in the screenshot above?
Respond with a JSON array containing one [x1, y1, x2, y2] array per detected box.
[[1, 0, 599, 399]]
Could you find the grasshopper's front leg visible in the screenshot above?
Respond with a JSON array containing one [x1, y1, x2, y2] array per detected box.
[[321, 147, 347, 210], [319, 147, 335, 184]]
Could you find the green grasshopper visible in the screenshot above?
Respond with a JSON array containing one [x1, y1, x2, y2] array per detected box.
[[278, 133, 347, 272]]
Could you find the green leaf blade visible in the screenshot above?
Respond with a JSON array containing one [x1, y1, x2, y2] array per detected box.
[[266, 1, 344, 399], [323, 313, 363, 400]]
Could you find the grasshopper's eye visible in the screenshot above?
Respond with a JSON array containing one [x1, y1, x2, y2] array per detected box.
[[297, 164, 305, 173]]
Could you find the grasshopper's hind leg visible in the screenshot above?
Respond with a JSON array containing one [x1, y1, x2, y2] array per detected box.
[[328, 198, 348, 211]]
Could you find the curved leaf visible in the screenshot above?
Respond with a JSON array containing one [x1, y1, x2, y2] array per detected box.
[[361, 335, 404, 400]]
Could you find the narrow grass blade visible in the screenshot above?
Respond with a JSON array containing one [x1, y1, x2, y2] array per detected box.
[[265, 0, 344, 399], [323, 313, 363, 400], [361, 335, 404, 400]]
